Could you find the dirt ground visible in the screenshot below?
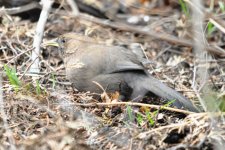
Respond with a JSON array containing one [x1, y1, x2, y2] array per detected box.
[[0, 0, 225, 149]]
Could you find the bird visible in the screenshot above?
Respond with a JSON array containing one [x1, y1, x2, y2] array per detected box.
[[55, 33, 199, 112]]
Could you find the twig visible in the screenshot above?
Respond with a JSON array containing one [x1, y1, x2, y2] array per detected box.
[[6, 48, 34, 65], [0, 2, 41, 15], [72, 101, 194, 115], [185, 0, 225, 35], [78, 13, 225, 56], [92, 81, 105, 92], [92, 81, 111, 103], [209, 18, 225, 34], [66, 0, 79, 17], [138, 121, 190, 139], [29, 0, 54, 74], [20, 56, 39, 79]]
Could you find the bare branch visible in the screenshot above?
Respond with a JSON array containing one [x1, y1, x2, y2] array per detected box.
[[0, 2, 41, 15], [29, 0, 54, 74], [66, 0, 79, 17]]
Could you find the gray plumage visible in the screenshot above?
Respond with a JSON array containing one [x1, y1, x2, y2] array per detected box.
[[57, 33, 199, 112]]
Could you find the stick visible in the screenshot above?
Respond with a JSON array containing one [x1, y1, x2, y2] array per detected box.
[[0, 2, 41, 15], [29, 0, 54, 74], [78, 13, 225, 56], [73, 101, 194, 115]]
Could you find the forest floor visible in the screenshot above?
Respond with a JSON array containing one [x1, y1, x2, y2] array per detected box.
[[0, 1, 225, 149]]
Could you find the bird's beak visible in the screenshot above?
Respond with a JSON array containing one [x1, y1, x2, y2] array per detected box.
[[43, 38, 65, 56], [42, 38, 59, 47]]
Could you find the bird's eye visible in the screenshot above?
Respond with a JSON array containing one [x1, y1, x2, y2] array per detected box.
[[56, 37, 66, 45], [61, 38, 66, 43]]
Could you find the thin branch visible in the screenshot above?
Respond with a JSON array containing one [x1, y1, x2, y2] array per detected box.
[[0, 2, 41, 15], [72, 101, 195, 115], [29, 0, 54, 73], [78, 13, 225, 56], [66, 0, 79, 16], [209, 18, 225, 34]]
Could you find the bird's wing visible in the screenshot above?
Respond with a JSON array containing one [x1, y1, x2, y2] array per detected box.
[[105, 46, 146, 73]]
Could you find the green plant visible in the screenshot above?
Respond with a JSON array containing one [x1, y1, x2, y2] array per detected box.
[[163, 99, 176, 108], [145, 110, 155, 126], [203, 90, 225, 112], [219, 100, 225, 112], [179, 0, 189, 17], [207, 1, 225, 36], [126, 105, 133, 122], [146, 100, 175, 126], [137, 113, 144, 126], [207, 22, 216, 36], [125, 99, 176, 126], [36, 80, 41, 95], [51, 73, 56, 89], [4, 65, 21, 91], [218, 1, 225, 12]]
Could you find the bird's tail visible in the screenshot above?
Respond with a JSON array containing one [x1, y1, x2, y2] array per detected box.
[[142, 74, 199, 112]]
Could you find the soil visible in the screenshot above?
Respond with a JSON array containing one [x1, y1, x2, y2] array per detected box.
[[0, 0, 225, 149]]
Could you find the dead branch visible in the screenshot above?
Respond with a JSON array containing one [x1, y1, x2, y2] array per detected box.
[[0, 2, 41, 15], [78, 13, 225, 56], [30, 0, 54, 74]]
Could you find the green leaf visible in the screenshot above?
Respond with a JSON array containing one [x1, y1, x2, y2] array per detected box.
[[207, 22, 216, 36], [126, 105, 133, 122], [219, 1, 225, 12], [164, 99, 176, 107], [146, 111, 155, 126], [36, 80, 41, 95], [137, 113, 143, 126], [179, 0, 189, 17], [4, 65, 21, 91], [51, 73, 56, 89]]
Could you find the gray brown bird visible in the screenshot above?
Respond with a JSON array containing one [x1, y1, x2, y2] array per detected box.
[[56, 33, 199, 112]]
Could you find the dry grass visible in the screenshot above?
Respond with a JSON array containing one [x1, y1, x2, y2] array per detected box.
[[1, 1, 225, 149]]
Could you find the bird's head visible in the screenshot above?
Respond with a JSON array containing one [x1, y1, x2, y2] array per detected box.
[[56, 33, 79, 55], [55, 33, 97, 55]]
